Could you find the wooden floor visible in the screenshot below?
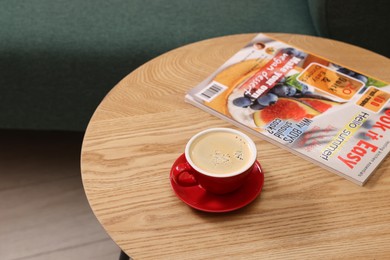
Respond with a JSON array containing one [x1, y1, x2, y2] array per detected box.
[[0, 130, 120, 260]]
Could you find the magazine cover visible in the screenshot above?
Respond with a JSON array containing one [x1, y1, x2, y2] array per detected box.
[[185, 33, 390, 185]]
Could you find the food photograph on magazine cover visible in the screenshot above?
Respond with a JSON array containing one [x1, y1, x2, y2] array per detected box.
[[186, 34, 390, 185]]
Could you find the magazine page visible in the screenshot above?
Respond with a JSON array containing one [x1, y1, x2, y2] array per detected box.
[[186, 33, 390, 185]]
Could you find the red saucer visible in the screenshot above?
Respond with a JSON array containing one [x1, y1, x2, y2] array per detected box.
[[170, 154, 264, 213]]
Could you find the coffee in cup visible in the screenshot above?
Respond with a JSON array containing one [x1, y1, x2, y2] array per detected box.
[[188, 130, 254, 176], [173, 128, 257, 194]]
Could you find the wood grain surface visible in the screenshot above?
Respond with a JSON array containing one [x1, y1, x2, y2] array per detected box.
[[81, 33, 390, 259]]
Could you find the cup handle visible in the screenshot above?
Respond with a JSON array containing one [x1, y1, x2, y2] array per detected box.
[[172, 162, 198, 187]]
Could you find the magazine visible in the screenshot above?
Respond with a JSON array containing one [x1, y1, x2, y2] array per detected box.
[[185, 33, 390, 185]]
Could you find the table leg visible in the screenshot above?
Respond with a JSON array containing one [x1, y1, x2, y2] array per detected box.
[[119, 250, 131, 260]]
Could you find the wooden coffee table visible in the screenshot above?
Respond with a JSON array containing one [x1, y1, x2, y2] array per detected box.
[[81, 33, 390, 259]]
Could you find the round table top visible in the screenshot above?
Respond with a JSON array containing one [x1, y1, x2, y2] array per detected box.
[[81, 33, 390, 259]]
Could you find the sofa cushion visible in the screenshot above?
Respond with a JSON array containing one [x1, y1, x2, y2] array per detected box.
[[0, 0, 316, 131], [308, 0, 390, 57]]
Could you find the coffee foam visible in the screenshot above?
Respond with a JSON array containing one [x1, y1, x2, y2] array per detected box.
[[188, 131, 253, 175]]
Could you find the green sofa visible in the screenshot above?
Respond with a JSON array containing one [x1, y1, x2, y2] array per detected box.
[[1, 0, 388, 131]]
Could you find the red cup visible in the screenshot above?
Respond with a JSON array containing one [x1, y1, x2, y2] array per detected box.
[[173, 128, 257, 194]]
